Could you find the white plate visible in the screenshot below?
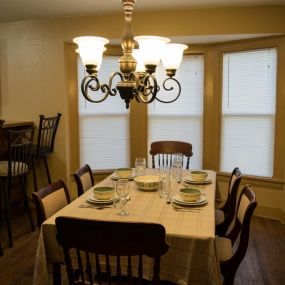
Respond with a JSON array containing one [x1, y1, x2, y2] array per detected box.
[[111, 175, 135, 181], [87, 195, 119, 204], [183, 178, 212, 185], [172, 194, 207, 206]]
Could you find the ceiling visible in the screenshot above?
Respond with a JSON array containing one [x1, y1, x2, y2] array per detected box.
[[0, 0, 284, 23]]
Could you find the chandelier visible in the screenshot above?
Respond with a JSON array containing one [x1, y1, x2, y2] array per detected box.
[[74, 0, 188, 109]]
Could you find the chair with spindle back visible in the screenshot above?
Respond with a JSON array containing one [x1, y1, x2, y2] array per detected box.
[[73, 164, 95, 197], [31, 113, 62, 192], [55, 217, 177, 285], [215, 185, 257, 285], [0, 128, 35, 247], [149, 141, 193, 169]]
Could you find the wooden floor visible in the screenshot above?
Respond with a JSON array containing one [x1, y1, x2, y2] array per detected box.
[[0, 206, 285, 285]]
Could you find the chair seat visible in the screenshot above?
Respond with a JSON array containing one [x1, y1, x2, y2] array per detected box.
[[215, 236, 233, 262], [0, 161, 28, 176], [215, 209, 225, 225]]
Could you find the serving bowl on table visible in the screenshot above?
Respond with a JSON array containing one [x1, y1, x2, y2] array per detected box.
[[134, 175, 162, 191], [190, 171, 208, 182], [116, 168, 133, 179], [179, 188, 201, 202], [93, 187, 114, 200]]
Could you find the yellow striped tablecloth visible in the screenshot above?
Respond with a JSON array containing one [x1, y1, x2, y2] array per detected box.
[[33, 169, 221, 285]]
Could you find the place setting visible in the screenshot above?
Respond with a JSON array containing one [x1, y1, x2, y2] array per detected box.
[[182, 170, 212, 186], [171, 187, 207, 212], [110, 168, 136, 180], [79, 185, 119, 209]]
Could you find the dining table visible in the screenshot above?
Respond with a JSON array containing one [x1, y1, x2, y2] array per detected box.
[[33, 169, 222, 285]]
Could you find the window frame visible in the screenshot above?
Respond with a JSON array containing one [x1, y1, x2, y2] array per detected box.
[[215, 38, 284, 185]]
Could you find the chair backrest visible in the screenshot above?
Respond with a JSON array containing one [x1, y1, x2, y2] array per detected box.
[[73, 164, 95, 196], [32, 179, 70, 227], [220, 185, 257, 280], [34, 113, 62, 157], [216, 167, 242, 236], [0, 128, 35, 177], [149, 141, 193, 169], [56, 217, 170, 285]]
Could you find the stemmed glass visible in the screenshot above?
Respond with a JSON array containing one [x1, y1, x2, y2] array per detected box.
[[116, 179, 130, 216]]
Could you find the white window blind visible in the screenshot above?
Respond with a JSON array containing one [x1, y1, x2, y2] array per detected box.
[[78, 56, 130, 170], [221, 48, 277, 177], [148, 55, 204, 170]]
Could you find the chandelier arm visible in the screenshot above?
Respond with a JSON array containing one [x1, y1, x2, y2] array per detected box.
[[102, 71, 124, 97], [81, 75, 110, 103], [136, 74, 158, 104], [155, 77, 181, 104]]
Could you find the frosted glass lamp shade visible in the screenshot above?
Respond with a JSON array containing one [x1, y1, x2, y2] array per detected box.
[[161, 43, 188, 70], [132, 49, 145, 72], [134, 36, 170, 66], [73, 36, 109, 69]]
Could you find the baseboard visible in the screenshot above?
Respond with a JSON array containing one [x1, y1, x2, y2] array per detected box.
[[254, 205, 285, 224]]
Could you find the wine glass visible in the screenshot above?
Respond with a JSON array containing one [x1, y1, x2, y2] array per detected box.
[[116, 179, 130, 216]]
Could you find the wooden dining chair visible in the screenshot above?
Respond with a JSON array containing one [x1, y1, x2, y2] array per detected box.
[[73, 164, 95, 196], [32, 179, 71, 285], [32, 179, 71, 227], [215, 185, 257, 285], [215, 167, 242, 236], [55, 217, 177, 285], [149, 141, 193, 169], [0, 128, 35, 247], [31, 113, 62, 192]]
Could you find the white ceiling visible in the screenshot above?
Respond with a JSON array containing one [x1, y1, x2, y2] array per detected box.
[[0, 0, 284, 23]]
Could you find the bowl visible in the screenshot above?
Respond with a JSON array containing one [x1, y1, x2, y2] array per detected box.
[[116, 168, 133, 179], [190, 171, 208, 182], [179, 188, 201, 202], [134, 175, 162, 191], [93, 187, 114, 200]]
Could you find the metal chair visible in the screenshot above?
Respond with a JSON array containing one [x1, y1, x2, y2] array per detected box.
[[215, 185, 257, 285], [31, 113, 62, 191], [0, 128, 35, 247], [149, 140, 193, 169], [73, 164, 95, 196], [56, 217, 177, 285], [215, 167, 242, 236]]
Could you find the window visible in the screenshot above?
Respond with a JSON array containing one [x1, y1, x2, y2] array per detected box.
[[221, 48, 277, 177], [148, 55, 204, 170], [77, 56, 130, 170]]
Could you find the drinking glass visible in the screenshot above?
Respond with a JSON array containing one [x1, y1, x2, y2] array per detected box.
[[158, 165, 170, 199], [135, 157, 146, 176], [116, 179, 130, 216], [171, 153, 183, 183]]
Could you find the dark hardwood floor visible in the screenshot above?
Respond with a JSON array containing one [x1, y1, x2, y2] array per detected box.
[[0, 206, 285, 285]]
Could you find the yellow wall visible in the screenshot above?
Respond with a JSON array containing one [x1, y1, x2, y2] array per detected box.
[[0, 6, 285, 217]]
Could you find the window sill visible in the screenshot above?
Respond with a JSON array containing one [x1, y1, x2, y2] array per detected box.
[[217, 171, 284, 191]]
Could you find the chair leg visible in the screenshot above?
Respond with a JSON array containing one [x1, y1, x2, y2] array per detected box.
[[3, 179, 13, 247], [19, 175, 35, 231], [31, 157, 38, 192], [43, 157, 52, 184], [0, 242, 3, 256], [52, 262, 61, 285]]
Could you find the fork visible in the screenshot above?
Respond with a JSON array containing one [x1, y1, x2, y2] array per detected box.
[[79, 204, 113, 210], [171, 204, 201, 212]]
